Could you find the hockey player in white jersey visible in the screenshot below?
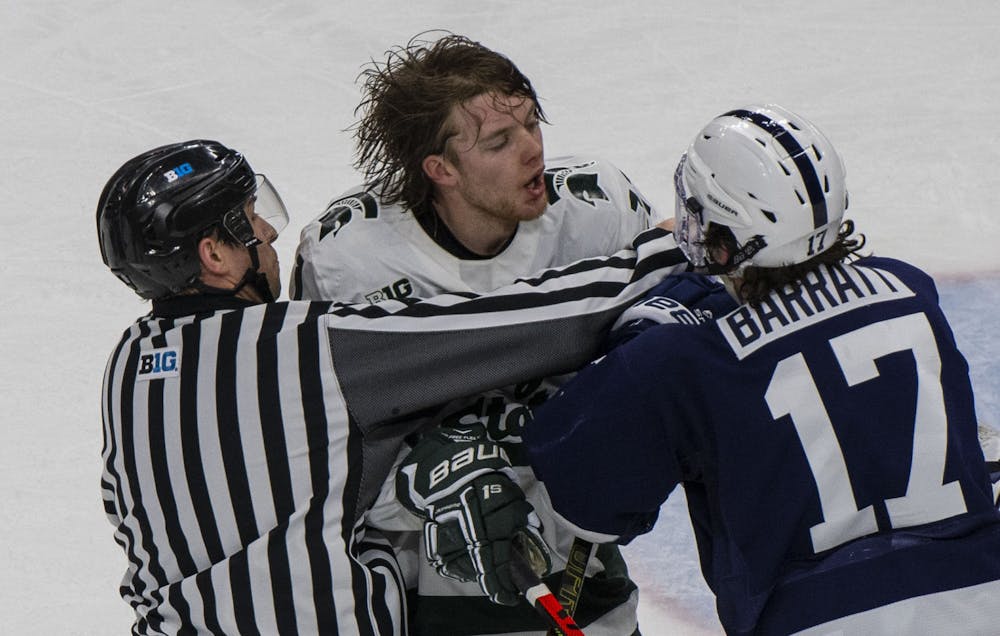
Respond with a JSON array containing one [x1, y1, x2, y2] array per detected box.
[[292, 156, 658, 303], [290, 33, 678, 636], [290, 33, 660, 304]]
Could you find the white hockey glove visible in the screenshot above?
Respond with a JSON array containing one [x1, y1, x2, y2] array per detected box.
[[396, 424, 552, 606]]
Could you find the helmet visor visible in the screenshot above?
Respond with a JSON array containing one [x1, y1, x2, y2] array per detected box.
[[673, 154, 709, 268], [253, 174, 289, 236], [220, 174, 289, 247]]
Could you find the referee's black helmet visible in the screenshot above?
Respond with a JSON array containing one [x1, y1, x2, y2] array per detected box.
[[96, 140, 257, 299]]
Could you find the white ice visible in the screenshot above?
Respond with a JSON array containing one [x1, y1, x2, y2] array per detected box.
[[3, 1, 999, 633]]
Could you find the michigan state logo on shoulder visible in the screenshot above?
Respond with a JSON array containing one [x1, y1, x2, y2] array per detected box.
[[543, 161, 608, 206], [318, 191, 379, 240], [137, 346, 180, 381]]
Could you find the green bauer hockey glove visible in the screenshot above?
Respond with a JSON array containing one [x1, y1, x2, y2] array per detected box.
[[396, 424, 552, 606]]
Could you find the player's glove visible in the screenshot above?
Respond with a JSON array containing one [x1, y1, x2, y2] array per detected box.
[[605, 272, 734, 351], [396, 424, 551, 606]]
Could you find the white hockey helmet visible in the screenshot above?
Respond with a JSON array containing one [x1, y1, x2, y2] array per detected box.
[[674, 104, 848, 271]]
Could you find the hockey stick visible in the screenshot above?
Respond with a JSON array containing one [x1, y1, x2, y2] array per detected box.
[[546, 538, 595, 636], [510, 541, 586, 636]]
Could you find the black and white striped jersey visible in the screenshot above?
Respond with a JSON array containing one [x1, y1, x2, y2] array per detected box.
[[101, 229, 686, 635]]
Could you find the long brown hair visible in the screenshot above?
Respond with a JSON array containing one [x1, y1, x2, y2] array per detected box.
[[707, 220, 867, 307], [352, 32, 547, 213]]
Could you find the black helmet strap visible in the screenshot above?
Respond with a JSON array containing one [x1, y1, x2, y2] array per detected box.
[[195, 206, 276, 303], [244, 244, 276, 303], [221, 207, 261, 248], [215, 204, 275, 302], [192, 238, 274, 303]]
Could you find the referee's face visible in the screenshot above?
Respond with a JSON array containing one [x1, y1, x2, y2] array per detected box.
[[249, 203, 281, 300]]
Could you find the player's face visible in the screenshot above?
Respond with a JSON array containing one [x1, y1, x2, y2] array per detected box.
[[444, 92, 547, 223]]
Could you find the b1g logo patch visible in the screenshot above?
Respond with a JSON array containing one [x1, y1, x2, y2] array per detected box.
[[364, 277, 413, 304], [137, 346, 180, 381], [163, 162, 193, 183]]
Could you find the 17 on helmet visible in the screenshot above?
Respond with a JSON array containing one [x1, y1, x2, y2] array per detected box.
[[674, 104, 848, 272], [96, 139, 288, 299]]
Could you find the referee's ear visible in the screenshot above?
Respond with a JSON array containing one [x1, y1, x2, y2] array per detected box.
[[197, 235, 238, 285]]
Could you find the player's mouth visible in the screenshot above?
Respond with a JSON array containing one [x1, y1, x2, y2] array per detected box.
[[524, 170, 545, 199]]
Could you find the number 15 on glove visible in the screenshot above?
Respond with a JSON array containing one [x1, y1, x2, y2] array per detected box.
[[396, 424, 552, 606]]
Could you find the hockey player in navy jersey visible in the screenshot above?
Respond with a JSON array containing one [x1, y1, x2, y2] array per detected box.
[[524, 104, 1000, 635]]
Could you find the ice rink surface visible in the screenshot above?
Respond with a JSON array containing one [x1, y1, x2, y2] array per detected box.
[[2, 1, 998, 633]]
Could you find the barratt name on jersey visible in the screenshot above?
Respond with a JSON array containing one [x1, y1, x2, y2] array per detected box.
[[719, 263, 915, 359]]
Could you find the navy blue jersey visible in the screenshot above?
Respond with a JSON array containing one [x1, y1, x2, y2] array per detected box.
[[525, 257, 1000, 635]]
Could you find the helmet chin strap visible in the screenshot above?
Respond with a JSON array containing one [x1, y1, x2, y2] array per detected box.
[[194, 244, 275, 302], [706, 234, 767, 275], [245, 244, 276, 303], [234, 244, 276, 303]]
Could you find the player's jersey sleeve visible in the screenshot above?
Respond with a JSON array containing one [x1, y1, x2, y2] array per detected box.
[[521, 273, 735, 543], [320, 228, 687, 535], [324, 227, 687, 429], [289, 227, 348, 301], [290, 187, 407, 302], [524, 327, 691, 543], [542, 156, 661, 259]]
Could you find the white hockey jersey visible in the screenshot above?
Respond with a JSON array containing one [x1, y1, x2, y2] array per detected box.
[[289, 156, 671, 635], [291, 156, 663, 303]]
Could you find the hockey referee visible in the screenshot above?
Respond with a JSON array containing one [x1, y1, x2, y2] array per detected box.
[[96, 139, 687, 634]]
